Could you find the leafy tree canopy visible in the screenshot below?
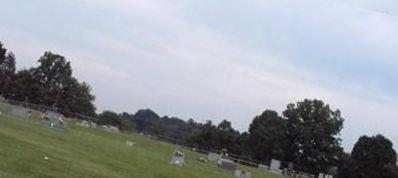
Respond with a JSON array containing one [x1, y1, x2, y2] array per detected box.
[[283, 99, 344, 173], [248, 110, 287, 162], [0, 42, 16, 97], [349, 135, 398, 178]]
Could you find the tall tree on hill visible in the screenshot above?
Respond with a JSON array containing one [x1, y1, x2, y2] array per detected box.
[[63, 79, 96, 117], [98, 110, 121, 127], [248, 110, 288, 163], [119, 112, 136, 132], [236, 132, 252, 160], [188, 120, 241, 154], [283, 99, 344, 173], [133, 109, 163, 134], [0, 42, 16, 98], [34, 52, 73, 107], [188, 120, 219, 151], [22, 51, 97, 116]]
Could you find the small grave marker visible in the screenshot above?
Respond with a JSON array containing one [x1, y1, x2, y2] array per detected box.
[[125, 141, 135, 147], [208, 153, 222, 162], [170, 150, 185, 167], [218, 158, 238, 172], [269, 159, 282, 174]]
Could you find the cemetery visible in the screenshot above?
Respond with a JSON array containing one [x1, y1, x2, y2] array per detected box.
[[0, 109, 284, 178], [0, 100, 336, 178]]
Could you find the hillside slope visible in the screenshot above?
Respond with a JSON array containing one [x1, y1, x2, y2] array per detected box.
[[0, 114, 281, 178]]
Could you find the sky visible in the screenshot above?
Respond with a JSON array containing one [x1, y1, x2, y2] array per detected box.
[[1, 0, 398, 151]]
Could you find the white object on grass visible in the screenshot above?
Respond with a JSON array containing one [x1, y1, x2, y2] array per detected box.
[[126, 141, 135, 147]]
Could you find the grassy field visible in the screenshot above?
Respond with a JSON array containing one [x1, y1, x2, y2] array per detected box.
[[0, 114, 282, 178]]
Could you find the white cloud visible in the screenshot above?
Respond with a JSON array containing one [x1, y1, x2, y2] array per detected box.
[[1, 0, 397, 151]]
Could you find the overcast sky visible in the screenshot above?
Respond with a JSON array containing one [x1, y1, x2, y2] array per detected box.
[[1, 0, 398, 151]]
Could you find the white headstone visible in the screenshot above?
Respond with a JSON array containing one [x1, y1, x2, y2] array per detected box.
[[89, 122, 97, 128], [126, 141, 135, 147], [270, 159, 282, 174], [219, 158, 238, 172], [170, 151, 185, 167], [208, 153, 222, 162]]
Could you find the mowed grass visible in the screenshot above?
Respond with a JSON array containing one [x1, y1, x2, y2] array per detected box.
[[0, 114, 282, 178]]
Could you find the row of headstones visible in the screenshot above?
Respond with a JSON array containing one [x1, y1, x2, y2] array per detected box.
[[259, 160, 334, 178], [0, 100, 40, 119], [76, 120, 120, 133], [318, 173, 333, 178], [1, 105, 36, 118], [0, 103, 68, 132], [76, 120, 97, 128], [40, 111, 68, 131]]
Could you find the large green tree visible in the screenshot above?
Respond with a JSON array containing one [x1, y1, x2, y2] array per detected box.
[[341, 135, 398, 178], [248, 110, 288, 163], [34, 52, 73, 107], [283, 99, 344, 173], [98, 110, 122, 127], [216, 120, 241, 155], [188, 120, 241, 155], [0, 42, 16, 98], [188, 120, 219, 151], [62, 79, 96, 117], [133, 109, 162, 134], [9, 51, 97, 117]]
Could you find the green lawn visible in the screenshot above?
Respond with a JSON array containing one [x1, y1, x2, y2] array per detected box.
[[0, 114, 282, 178]]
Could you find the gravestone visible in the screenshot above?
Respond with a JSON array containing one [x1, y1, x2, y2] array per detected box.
[[319, 173, 325, 178], [170, 150, 185, 167], [319, 173, 333, 178], [89, 122, 97, 128], [10, 106, 29, 118], [100, 125, 120, 133], [219, 158, 238, 172], [208, 153, 222, 162], [40, 111, 67, 131], [198, 157, 208, 163], [125, 141, 135, 147], [270, 159, 282, 174], [77, 120, 90, 128], [108, 126, 120, 133]]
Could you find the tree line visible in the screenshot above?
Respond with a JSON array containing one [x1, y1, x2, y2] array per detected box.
[[0, 41, 397, 178]]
